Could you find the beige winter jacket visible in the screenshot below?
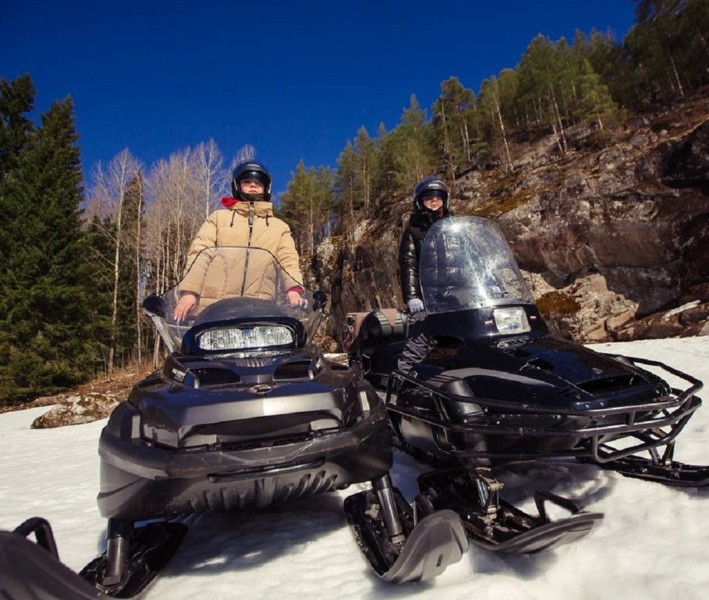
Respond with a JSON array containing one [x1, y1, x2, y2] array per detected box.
[[178, 200, 303, 307]]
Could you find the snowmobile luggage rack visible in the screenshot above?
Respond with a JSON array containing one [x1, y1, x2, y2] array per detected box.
[[386, 356, 703, 465]]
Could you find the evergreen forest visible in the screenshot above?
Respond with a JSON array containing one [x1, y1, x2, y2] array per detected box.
[[1, 0, 707, 405]]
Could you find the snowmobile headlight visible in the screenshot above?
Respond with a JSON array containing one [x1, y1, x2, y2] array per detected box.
[[196, 325, 295, 351], [493, 307, 531, 334]]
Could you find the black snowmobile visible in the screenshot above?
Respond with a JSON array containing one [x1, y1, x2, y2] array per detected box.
[[344, 215, 707, 558], [0, 246, 468, 599]]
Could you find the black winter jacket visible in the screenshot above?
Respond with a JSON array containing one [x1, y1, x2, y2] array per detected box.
[[398, 212, 440, 302]]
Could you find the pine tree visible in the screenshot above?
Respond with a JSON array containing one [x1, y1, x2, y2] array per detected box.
[[0, 75, 35, 184], [335, 141, 358, 239], [354, 127, 379, 217], [0, 93, 99, 403], [478, 76, 514, 170], [580, 30, 636, 108], [625, 0, 709, 104], [279, 161, 335, 256], [433, 77, 476, 177], [382, 95, 436, 189], [517, 34, 588, 152]]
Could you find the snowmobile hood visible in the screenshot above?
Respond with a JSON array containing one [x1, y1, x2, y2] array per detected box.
[[428, 336, 671, 409], [128, 353, 367, 449]]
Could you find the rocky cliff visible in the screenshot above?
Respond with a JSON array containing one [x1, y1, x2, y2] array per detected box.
[[311, 93, 709, 347]]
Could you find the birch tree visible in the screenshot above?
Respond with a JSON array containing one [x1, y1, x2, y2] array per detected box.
[[86, 149, 143, 372], [144, 148, 204, 290], [192, 139, 226, 218], [479, 76, 514, 171]]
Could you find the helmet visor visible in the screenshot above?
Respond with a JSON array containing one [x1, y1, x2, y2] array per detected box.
[[236, 170, 270, 187], [420, 190, 446, 202]]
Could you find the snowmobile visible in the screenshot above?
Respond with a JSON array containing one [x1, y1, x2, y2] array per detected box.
[[344, 215, 707, 558], [0, 246, 470, 599]]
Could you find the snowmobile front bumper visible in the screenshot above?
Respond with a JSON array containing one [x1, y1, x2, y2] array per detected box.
[[97, 403, 392, 521]]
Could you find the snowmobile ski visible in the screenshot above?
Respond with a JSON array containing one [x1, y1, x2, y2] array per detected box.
[[79, 521, 187, 598], [417, 469, 603, 554], [344, 485, 468, 584]]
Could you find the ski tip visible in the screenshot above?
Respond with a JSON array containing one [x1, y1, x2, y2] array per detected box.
[[382, 509, 468, 584]]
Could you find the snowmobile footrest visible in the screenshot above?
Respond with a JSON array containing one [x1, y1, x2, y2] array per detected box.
[[581, 456, 709, 487], [344, 488, 468, 584], [472, 503, 602, 553], [418, 470, 603, 554], [79, 521, 188, 598]]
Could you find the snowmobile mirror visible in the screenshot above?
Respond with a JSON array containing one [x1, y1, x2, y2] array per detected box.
[[142, 294, 166, 318], [312, 291, 327, 311]]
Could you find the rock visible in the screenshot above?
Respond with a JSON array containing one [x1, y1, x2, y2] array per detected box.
[[662, 300, 700, 321], [584, 322, 609, 343], [604, 308, 636, 331], [31, 392, 119, 429], [614, 300, 709, 340], [679, 304, 709, 326], [641, 318, 685, 339], [523, 271, 557, 296], [537, 274, 638, 342], [681, 283, 709, 303]]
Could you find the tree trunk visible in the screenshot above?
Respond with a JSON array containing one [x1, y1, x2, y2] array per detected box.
[[134, 183, 143, 364], [493, 91, 513, 171], [667, 51, 685, 97], [108, 193, 124, 374], [549, 88, 568, 155], [349, 173, 355, 241]]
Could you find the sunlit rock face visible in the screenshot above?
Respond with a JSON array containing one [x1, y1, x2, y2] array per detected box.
[[498, 118, 708, 319], [313, 98, 708, 344]]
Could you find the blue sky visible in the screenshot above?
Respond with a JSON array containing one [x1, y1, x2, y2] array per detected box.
[[1, 1, 637, 199]]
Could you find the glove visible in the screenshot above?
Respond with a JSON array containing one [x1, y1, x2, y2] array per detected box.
[[407, 298, 424, 314]]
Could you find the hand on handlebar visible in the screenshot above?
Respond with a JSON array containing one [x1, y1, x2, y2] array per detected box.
[[407, 298, 424, 314], [174, 293, 197, 322], [287, 289, 308, 308]]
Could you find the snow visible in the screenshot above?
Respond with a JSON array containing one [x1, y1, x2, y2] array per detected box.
[[1, 336, 708, 600]]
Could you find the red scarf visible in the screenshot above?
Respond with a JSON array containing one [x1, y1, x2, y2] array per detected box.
[[220, 196, 240, 208]]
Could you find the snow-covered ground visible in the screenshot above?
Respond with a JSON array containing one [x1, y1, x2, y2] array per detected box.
[[1, 337, 708, 600]]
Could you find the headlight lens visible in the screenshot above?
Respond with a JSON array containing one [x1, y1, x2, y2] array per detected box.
[[493, 307, 531, 334], [196, 325, 295, 351]]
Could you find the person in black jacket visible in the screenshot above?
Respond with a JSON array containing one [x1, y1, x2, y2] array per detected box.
[[398, 176, 451, 375]]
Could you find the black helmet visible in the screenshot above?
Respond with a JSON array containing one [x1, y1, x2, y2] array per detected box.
[[413, 176, 449, 214], [231, 160, 272, 201]]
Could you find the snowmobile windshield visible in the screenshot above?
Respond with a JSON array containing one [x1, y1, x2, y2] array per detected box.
[[144, 246, 322, 354], [419, 216, 535, 314]]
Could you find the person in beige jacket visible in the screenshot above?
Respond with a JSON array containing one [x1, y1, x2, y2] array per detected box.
[[174, 160, 304, 321]]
